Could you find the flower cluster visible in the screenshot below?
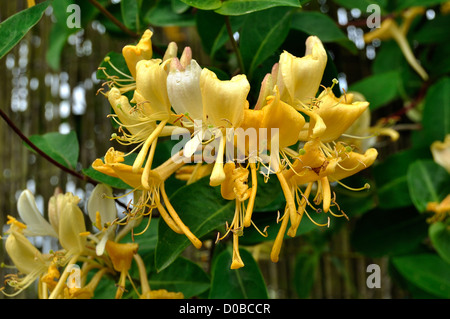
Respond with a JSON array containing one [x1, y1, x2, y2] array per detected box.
[[93, 30, 381, 269], [1, 186, 182, 299]]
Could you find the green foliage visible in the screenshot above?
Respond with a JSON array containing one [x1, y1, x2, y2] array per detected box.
[[0, 0, 50, 59], [28, 130, 79, 170], [209, 246, 268, 299]]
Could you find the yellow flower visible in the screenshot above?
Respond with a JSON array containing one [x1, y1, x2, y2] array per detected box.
[[3, 227, 49, 296], [298, 90, 369, 143], [217, 163, 253, 269], [92, 148, 202, 249], [430, 135, 450, 174], [48, 191, 81, 236], [58, 200, 87, 256], [105, 240, 139, 299], [122, 29, 154, 78], [199, 68, 251, 187], [426, 194, 450, 223], [5, 228, 48, 277], [17, 189, 58, 237], [363, 7, 428, 80], [275, 36, 328, 107]]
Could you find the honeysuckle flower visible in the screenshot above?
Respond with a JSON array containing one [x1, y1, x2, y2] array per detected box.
[[363, 7, 428, 80], [92, 148, 202, 249], [431, 135, 450, 174], [2, 228, 49, 297], [17, 189, 58, 238], [87, 183, 120, 256], [63, 268, 110, 299], [167, 55, 203, 128], [199, 68, 251, 187], [58, 199, 87, 256], [122, 29, 154, 79], [104, 240, 138, 299], [48, 191, 81, 235], [426, 194, 450, 224], [217, 163, 252, 269], [275, 36, 328, 107], [4, 227, 48, 287], [270, 138, 378, 263], [87, 184, 117, 231], [298, 90, 369, 143]]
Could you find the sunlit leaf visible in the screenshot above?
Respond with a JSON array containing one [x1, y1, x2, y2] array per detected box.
[[348, 71, 402, 110], [180, 0, 222, 10], [215, 0, 301, 16], [0, 0, 50, 60], [28, 131, 79, 170]]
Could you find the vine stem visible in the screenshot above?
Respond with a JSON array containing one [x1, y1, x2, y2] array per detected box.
[[87, 0, 165, 56], [0, 107, 130, 209], [0, 107, 95, 184], [87, 0, 139, 38], [225, 16, 246, 75]]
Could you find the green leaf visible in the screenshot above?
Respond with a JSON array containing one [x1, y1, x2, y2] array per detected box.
[[180, 0, 222, 10], [373, 147, 432, 209], [28, 131, 79, 170], [145, 0, 195, 27], [195, 10, 245, 59], [395, 0, 449, 11], [391, 253, 450, 298], [209, 246, 268, 299], [121, 0, 140, 31], [155, 177, 235, 272], [215, 0, 301, 16], [290, 11, 356, 53], [421, 77, 450, 147], [348, 71, 402, 110], [293, 251, 320, 298], [46, 0, 77, 70], [120, 217, 158, 255], [331, 0, 387, 13], [429, 222, 450, 265], [0, 0, 50, 60], [407, 160, 450, 213], [240, 7, 293, 77], [149, 256, 210, 298], [413, 15, 450, 44], [351, 207, 428, 258], [97, 51, 131, 81]]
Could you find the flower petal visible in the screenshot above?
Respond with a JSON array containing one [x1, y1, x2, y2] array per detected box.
[[200, 68, 250, 128], [17, 190, 58, 237]]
